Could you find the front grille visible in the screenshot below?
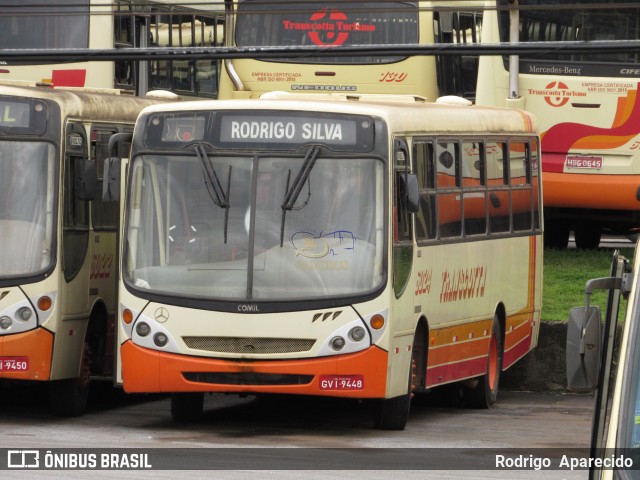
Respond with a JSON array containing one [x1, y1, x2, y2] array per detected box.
[[183, 372, 314, 386], [182, 336, 316, 354]]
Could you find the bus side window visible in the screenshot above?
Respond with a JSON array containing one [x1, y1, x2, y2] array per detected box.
[[91, 127, 121, 231], [487, 141, 510, 234], [436, 141, 462, 238], [510, 141, 533, 232], [462, 140, 487, 236], [413, 140, 437, 241], [63, 123, 90, 282]]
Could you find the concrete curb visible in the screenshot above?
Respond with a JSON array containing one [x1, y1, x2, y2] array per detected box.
[[502, 321, 571, 391]]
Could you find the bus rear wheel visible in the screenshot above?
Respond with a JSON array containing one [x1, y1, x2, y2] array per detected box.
[[574, 225, 601, 250], [171, 392, 204, 422], [464, 317, 502, 409]]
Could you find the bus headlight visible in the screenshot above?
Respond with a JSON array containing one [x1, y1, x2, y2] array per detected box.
[[0, 316, 12, 330], [154, 332, 168, 347], [330, 336, 346, 351], [15, 307, 33, 322], [349, 326, 366, 342], [135, 322, 151, 337]]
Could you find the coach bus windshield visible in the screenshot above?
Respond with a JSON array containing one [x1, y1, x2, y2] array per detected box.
[[0, 141, 55, 277], [124, 149, 385, 302], [498, 0, 640, 75], [235, 0, 419, 64]]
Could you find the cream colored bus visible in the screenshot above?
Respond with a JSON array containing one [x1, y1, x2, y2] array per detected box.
[[0, 82, 171, 416], [112, 92, 542, 429]]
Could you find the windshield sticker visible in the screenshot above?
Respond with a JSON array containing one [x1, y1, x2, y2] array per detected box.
[[291, 230, 355, 259], [282, 9, 376, 47]]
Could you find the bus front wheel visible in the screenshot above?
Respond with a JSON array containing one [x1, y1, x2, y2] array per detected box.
[[171, 392, 204, 422], [48, 342, 91, 417], [372, 362, 413, 430]]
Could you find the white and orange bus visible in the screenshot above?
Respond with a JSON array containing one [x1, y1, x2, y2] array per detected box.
[[0, 0, 225, 97], [0, 81, 172, 416], [474, 0, 640, 249], [110, 92, 543, 429]]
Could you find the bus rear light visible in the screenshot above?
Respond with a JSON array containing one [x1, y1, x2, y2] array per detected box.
[[135, 322, 151, 337], [37, 296, 52, 311], [123, 309, 134, 325], [370, 314, 385, 330], [0, 316, 11, 330]]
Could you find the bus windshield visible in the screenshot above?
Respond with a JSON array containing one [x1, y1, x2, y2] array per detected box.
[[498, 0, 640, 72], [235, 0, 419, 64], [0, 141, 55, 277], [124, 150, 385, 302], [0, 0, 89, 50]]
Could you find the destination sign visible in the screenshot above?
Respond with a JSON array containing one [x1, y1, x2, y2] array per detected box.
[[219, 115, 358, 146], [0, 100, 32, 128], [145, 111, 376, 152]]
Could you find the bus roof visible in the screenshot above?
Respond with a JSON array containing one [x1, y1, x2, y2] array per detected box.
[[139, 93, 539, 135], [0, 82, 176, 123]]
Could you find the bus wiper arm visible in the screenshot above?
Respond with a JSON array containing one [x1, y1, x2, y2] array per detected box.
[[194, 143, 231, 243], [280, 145, 321, 246]]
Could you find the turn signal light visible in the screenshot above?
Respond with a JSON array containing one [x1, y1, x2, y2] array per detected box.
[[370, 314, 385, 330]]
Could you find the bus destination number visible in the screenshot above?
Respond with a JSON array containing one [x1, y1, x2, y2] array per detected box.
[[0, 356, 29, 371], [319, 375, 364, 391]]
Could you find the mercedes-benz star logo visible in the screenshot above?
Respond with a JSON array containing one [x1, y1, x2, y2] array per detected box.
[[154, 307, 169, 323]]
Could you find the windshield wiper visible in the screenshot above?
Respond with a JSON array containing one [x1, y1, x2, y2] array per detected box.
[[194, 144, 231, 243], [280, 145, 321, 247]]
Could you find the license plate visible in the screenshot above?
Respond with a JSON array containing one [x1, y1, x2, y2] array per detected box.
[[565, 155, 603, 169], [0, 356, 29, 371], [319, 375, 364, 390]]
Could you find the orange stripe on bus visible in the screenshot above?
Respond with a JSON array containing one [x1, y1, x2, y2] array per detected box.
[[543, 171, 640, 210], [121, 340, 389, 398], [0, 328, 54, 381]]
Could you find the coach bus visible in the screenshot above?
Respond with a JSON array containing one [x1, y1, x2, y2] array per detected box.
[[219, 0, 482, 100], [0, 81, 173, 416], [474, 0, 640, 249], [0, 0, 225, 97], [110, 92, 543, 429]]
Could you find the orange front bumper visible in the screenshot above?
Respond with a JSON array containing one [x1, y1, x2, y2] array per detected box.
[[121, 340, 389, 398], [0, 328, 54, 381]]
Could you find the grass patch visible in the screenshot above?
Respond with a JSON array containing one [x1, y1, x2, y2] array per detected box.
[[542, 247, 634, 322]]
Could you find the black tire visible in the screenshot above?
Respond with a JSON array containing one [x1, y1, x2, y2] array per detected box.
[[49, 342, 91, 417], [464, 317, 503, 409], [372, 363, 412, 430], [171, 392, 205, 422], [544, 220, 570, 249], [574, 225, 601, 250]]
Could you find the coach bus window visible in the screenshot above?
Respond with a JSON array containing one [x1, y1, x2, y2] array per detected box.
[[487, 141, 510, 234], [0, 0, 89, 50], [462, 141, 487, 236], [414, 141, 437, 241], [63, 150, 90, 281], [436, 141, 462, 239]]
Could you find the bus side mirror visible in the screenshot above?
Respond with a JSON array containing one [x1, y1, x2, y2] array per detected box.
[[566, 305, 601, 393], [103, 157, 121, 202], [75, 158, 97, 201], [399, 173, 420, 214]]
